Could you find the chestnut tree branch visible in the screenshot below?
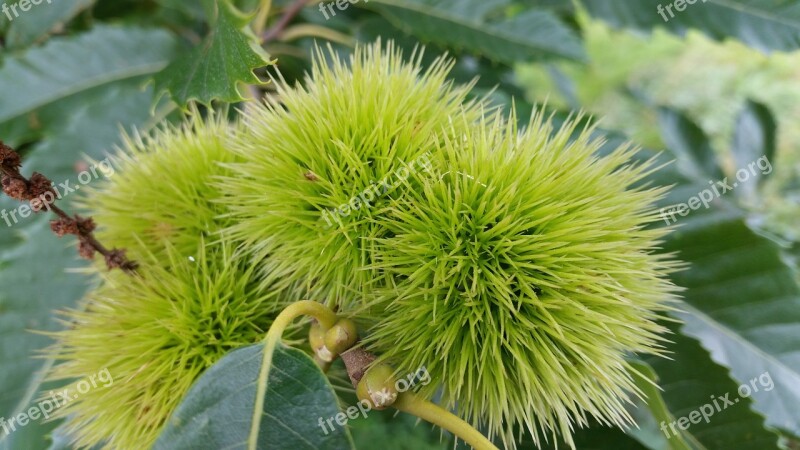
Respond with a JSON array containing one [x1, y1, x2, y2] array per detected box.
[[261, 0, 309, 43], [0, 141, 137, 273]]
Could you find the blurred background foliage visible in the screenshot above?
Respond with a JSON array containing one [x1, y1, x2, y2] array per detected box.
[[517, 18, 800, 242]]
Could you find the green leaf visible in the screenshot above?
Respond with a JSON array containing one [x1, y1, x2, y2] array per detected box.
[[153, 0, 272, 107], [657, 108, 723, 181], [582, 0, 800, 53], [4, 0, 95, 49], [153, 344, 354, 450], [592, 125, 800, 441], [656, 103, 777, 205], [0, 377, 83, 450], [0, 115, 37, 148], [731, 101, 776, 200], [350, 410, 450, 450], [624, 395, 672, 450], [0, 25, 178, 124], [645, 111, 800, 437], [46, 426, 75, 450], [0, 33, 177, 448], [21, 79, 170, 188], [0, 218, 90, 448], [365, 0, 585, 64], [0, 111, 164, 449], [527, 424, 651, 450], [153, 0, 206, 25], [639, 326, 782, 450], [663, 208, 800, 438]]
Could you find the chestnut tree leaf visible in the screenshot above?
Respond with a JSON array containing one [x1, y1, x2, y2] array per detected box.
[[4, 0, 95, 49], [0, 218, 91, 450], [153, 0, 273, 107], [613, 111, 800, 438], [583, 0, 800, 53], [0, 29, 178, 450], [731, 101, 776, 200], [657, 108, 724, 182], [634, 331, 782, 450], [663, 206, 800, 438], [640, 110, 800, 437], [0, 82, 172, 450], [594, 122, 800, 440], [153, 344, 354, 450], [364, 0, 585, 64], [0, 25, 178, 124]]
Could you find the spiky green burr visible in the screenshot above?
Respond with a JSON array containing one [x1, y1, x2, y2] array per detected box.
[[46, 242, 287, 450], [46, 115, 289, 449], [220, 41, 488, 308], [80, 114, 239, 261], [366, 111, 681, 448]]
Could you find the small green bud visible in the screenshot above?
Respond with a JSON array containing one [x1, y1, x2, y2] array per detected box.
[[311, 323, 334, 363], [323, 319, 358, 356], [309, 321, 327, 352], [356, 364, 398, 410]]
